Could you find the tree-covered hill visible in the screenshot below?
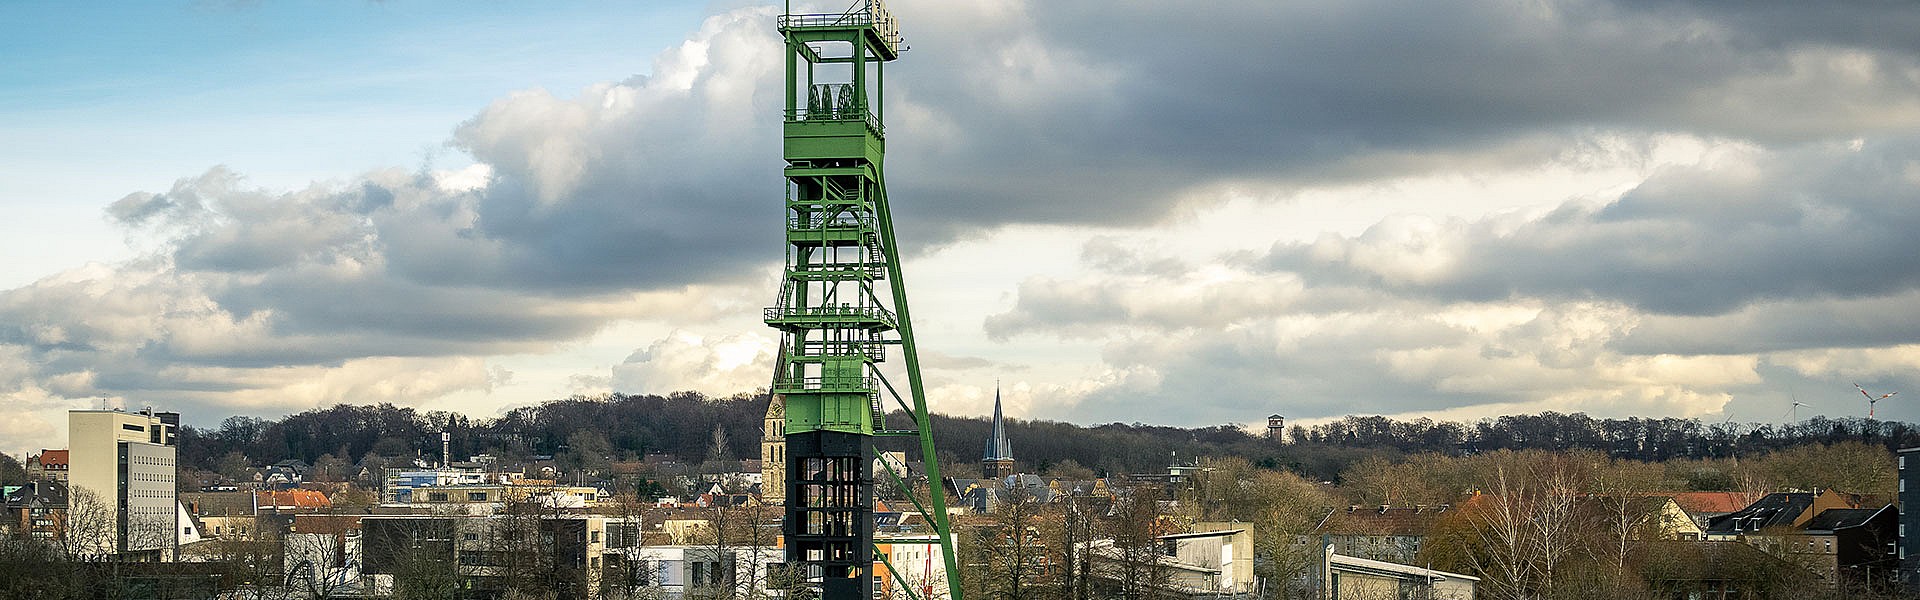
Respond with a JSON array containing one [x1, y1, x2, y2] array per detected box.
[[169, 391, 1920, 485]]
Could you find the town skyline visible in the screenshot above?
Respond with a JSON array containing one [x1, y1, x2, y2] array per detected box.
[[6, 0, 1920, 455]]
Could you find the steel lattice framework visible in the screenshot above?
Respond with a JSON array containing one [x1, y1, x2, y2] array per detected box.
[[768, 2, 962, 599]]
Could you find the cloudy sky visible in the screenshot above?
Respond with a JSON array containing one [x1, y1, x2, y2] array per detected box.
[[4, 0, 1920, 454]]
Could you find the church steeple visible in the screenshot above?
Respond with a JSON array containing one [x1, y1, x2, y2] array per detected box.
[[983, 383, 1014, 478]]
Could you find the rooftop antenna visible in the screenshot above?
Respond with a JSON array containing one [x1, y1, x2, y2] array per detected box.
[[1856, 383, 1898, 419]]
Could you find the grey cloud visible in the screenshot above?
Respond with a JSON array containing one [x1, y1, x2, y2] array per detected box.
[[112, 0, 1920, 302], [1616, 291, 1920, 355], [13, 0, 1920, 425], [883, 0, 1920, 240], [1612, 0, 1920, 55], [984, 277, 1137, 341], [0, 9, 787, 407], [918, 351, 1006, 372], [1266, 140, 1920, 317], [985, 238, 1422, 340], [1043, 315, 1475, 425], [107, 192, 190, 226]]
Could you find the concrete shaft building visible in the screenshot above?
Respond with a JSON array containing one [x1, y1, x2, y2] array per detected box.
[[68, 409, 179, 560]]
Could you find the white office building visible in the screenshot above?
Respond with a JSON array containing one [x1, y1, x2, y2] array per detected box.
[[68, 408, 180, 560]]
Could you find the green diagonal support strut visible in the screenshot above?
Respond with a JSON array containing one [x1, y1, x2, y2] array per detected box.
[[874, 171, 966, 600]]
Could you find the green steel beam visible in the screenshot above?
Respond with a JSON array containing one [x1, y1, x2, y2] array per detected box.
[[872, 171, 967, 600]]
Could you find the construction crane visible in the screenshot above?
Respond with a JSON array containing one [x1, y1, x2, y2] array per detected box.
[[767, 2, 962, 599]]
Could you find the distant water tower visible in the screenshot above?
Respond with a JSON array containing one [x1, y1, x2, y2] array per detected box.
[[1266, 414, 1286, 442]]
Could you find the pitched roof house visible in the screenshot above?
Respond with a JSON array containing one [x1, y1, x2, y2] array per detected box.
[[1308, 504, 1453, 564], [1704, 491, 1895, 588]]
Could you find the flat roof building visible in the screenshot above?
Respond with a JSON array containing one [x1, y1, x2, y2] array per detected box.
[[68, 409, 180, 560]]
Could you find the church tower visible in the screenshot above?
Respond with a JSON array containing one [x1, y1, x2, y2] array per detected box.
[[760, 394, 786, 504], [982, 385, 1014, 479]]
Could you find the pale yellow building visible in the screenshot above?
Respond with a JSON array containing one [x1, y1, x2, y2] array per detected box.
[[760, 394, 786, 505], [68, 409, 180, 560]]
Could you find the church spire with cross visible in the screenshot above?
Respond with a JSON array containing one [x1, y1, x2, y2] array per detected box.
[[983, 382, 1014, 479]]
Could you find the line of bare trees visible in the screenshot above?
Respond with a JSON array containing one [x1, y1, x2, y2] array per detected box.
[[958, 484, 1188, 600]]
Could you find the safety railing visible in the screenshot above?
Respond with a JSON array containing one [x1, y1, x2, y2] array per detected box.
[[763, 304, 899, 327], [772, 376, 878, 394], [796, 340, 888, 362], [777, 4, 900, 54], [787, 213, 876, 230], [784, 108, 885, 138]]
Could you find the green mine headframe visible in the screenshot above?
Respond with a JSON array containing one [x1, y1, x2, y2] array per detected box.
[[769, 2, 962, 599]]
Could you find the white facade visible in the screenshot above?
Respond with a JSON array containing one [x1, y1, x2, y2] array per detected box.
[[630, 545, 786, 599], [1323, 548, 1478, 600], [68, 409, 179, 559], [1160, 527, 1257, 596], [880, 534, 952, 600]]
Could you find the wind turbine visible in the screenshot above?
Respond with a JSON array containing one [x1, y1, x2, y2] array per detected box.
[[1856, 383, 1899, 419], [1781, 401, 1807, 423]]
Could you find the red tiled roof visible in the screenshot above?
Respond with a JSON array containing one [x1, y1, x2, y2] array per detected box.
[[1664, 492, 1752, 515], [256, 489, 332, 509], [38, 450, 68, 467]]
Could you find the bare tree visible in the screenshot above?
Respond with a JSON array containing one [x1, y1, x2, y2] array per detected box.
[[1178, 458, 1337, 599], [601, 554, 669, 600], [1039, 497, 1098, 600], [1099, 486, 1174, 600], [1586, 470, 1666, 598], [0, 536, 86, 598], [376, 518, 460, 600], [284, 530, 357, 599], [599, 490, 667, 600], [686, 503, 794, 600], [1454, 458, 1587, 600], [964, 485, 1048, 600], [487, 493, 571, 600], [60, 486, 116, 560]]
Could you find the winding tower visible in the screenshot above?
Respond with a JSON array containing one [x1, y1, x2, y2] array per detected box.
[[768, 2, 962, 599]]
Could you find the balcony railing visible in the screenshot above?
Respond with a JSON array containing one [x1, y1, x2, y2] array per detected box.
[[777, 1, 901, 55], [764, 304, 899, 328], [784, 108, 884, 138], [796, 340, 888, 362], [788, 213, 876, 230], [772, 376, 877, 394]]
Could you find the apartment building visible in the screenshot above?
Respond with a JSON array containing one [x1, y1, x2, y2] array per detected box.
[[67, 408, 180, 560]]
